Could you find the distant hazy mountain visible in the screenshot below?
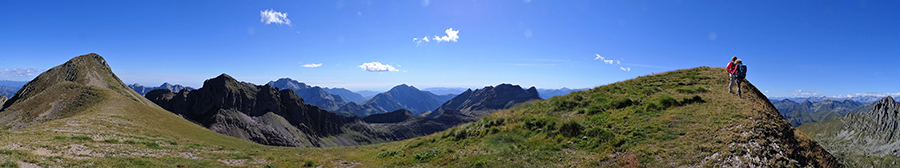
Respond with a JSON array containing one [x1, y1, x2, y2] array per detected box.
[[770, 95, 898, 103], [0, 86, 18, 98], [772, 99, 863, 127], [268, 78, 347, 111], [128, 83, 194, 96], [0, 80, 26, 98], [323, 87, 367, 103], [422, 87, 468, 95], [798, 97, 900, 167], [426, 91, 456, 103], [335, 84, 442, 117], [537, 87, 586, 99], [0, 80, 27, 88], [357, 90, 380, 100], [423, 84, 542, 118]]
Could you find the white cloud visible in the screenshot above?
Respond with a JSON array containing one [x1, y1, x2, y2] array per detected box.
[[0, 68, 43, 80], [301, 63, 322, 68], [358, 62, 399, 72], [413, 28, 459, 46], [594, 54, 613, 64], [594, 54, 631, 72], [791, 90, 823, 97], [260, 9, 291, 26]]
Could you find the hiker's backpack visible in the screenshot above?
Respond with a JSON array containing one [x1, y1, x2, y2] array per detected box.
[[735, 64, 747, 79]]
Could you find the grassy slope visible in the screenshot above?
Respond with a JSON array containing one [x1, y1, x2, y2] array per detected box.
[[0, 65, 837, 167]]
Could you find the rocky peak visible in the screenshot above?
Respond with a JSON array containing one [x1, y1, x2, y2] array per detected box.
[[268, 78, 309, 90], [388, 84, 419, 93]]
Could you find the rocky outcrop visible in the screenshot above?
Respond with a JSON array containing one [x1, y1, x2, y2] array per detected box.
[[798, 96, 900, 166], [424, 84, 542, 118], [268, 78, 347, 111], [147, 74, 362, 147], [147, 74, 487, 147], [0, 95, 6, 106]]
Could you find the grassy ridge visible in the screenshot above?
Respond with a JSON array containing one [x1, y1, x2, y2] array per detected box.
[[0, 64, 837, 167]]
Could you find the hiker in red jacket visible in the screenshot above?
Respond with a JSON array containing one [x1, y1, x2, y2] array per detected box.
[[727, 58, 743, 96]]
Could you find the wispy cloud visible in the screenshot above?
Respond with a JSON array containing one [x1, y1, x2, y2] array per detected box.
[[414, 28, 459, 46], [260, 9, 291, 26], [358, 62, 399, 72], [0, 68, 43, 80], [301, 63, 322, 68], [594, 54, 613, 64], [594, 54, 631, 71]]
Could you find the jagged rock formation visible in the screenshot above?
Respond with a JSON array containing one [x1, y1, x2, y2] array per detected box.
[[0, 95, 6, 106], [335, 84, 443, 117], [323, 87, 367, 103], [0, 53, 156, 129], [128, 82, 193, 96], [423, 84, 542, 118], [268, 78, 347, 111], [773, 99, 863, 127], [147, 75, 484, 147], [799, 96, 900, 166]]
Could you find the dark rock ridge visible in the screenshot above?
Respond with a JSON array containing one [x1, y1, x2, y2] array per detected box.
[[147, 74, 482, 147], [798, 96, 900, 166], [335, 84, 443, 117], [129, 83, 194, 96], [424, 83, 542, 118], [323, 87, 367, 103], [773, 99, 863, 127], [268, 78, 347, 111]]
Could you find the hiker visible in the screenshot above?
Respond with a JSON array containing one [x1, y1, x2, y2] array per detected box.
[[727, 59, 744, 97]]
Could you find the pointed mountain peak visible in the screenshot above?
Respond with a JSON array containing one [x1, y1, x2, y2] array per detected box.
[[389, 84, 419, 92], [202, 73, 242, 89]]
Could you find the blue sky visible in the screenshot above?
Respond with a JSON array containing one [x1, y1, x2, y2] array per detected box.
[[0, 0, 897, 97]]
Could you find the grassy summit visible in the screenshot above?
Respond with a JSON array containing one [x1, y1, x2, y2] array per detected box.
[[0, 54, 836, 167]]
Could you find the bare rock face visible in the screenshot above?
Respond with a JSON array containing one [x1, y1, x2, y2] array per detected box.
[[799, 96, 900, 166], [147, 74, 493, 147], [425, 83, 542, 118], [147, 74, 358, 147], [0, 95, 6, 106]]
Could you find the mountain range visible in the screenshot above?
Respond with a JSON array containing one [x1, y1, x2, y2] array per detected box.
[[0, 54, 839, 167], [770, 95, 898, 103], [334, 84, 447, 117], [322, 87, 367, 103], [798, 96, 900, 167], [422, 84, 542, 118], [537, 87, 586, 99], [0, 80, 26, 98], [772, 99, 867, 127], [267, 78, 348, 111], [128, 83, 193, 96]]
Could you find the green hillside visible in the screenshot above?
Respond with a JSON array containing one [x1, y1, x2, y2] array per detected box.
[[0, 54, 837, 167]]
